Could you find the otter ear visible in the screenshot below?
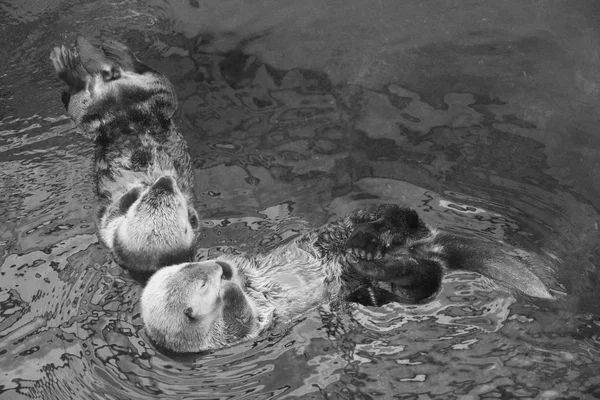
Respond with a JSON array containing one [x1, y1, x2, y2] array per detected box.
[[188, 207, 199, 230]]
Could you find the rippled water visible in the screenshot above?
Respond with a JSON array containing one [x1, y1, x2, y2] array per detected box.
[[1, 0, 600, 399]]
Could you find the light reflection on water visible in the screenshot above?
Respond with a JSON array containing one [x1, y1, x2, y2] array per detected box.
[[1, 0, 600, 399]]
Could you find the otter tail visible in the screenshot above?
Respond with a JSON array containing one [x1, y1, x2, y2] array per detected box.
[[435, 234, 553, 299]]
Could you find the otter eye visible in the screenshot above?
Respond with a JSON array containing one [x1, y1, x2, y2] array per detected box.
[[184, 307, 194, 320]]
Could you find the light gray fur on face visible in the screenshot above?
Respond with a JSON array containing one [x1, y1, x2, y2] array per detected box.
[[141, 260, 262, 353], [117, 178, 192, 250], [140, 243, 347, 353], [141, 262, 225, 352]]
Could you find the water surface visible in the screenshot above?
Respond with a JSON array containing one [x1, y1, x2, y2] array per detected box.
[[1, 0, 599, 399]]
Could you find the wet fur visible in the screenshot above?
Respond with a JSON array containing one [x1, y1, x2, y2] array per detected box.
[[50, 37, 199, 273], [142, 204, 433, 353], [142, 203, 553, 353]]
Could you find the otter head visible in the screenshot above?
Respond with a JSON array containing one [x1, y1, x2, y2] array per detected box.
[[141, 260, 259, 353], [103, 175, 199, 273]]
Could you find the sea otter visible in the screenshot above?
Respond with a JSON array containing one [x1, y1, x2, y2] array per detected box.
[[50, 37, 199, 274], [141, 204, 553, 353]]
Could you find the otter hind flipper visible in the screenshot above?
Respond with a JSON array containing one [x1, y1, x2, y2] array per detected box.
[[313, 204, 429, 258], [348, 256, 443, 304], [344, 204, 430, 261], [341, 204, 443, 304], [348, 204, 429, 240], [76, 36, 123, 82], [101, 39, 153, 74], [50, 45, 87, 94]]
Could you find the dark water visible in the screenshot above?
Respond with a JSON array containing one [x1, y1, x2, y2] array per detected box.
[[1, 0, 600, 399]]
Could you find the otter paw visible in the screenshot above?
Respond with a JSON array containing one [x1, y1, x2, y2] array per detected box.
[[345, 220, 387, 261]]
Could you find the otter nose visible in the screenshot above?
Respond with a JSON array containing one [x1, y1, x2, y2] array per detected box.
[[150, 176, 175, 194], [215, 261, 233, 281]]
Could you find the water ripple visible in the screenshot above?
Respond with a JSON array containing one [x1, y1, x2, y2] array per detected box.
[[1, 0, 600, 398]]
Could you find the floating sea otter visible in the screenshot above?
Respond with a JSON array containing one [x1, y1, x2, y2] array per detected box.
[[141, 204, 553, 353], [50, 37, 199, 274]]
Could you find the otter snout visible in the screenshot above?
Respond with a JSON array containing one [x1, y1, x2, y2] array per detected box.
[[149, 175, 177, 195], [137, 175, 182, 206]]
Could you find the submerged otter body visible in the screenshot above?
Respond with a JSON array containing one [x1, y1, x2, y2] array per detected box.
[[50, 37, 199, 273], [141, 204, 553, 353]]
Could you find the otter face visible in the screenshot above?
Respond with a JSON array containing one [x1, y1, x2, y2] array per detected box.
[[141, 260, 258, 353], [101, 175, 199, 272]]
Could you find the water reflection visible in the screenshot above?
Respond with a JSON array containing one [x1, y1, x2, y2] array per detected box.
[[1, 0, 600, 398]]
